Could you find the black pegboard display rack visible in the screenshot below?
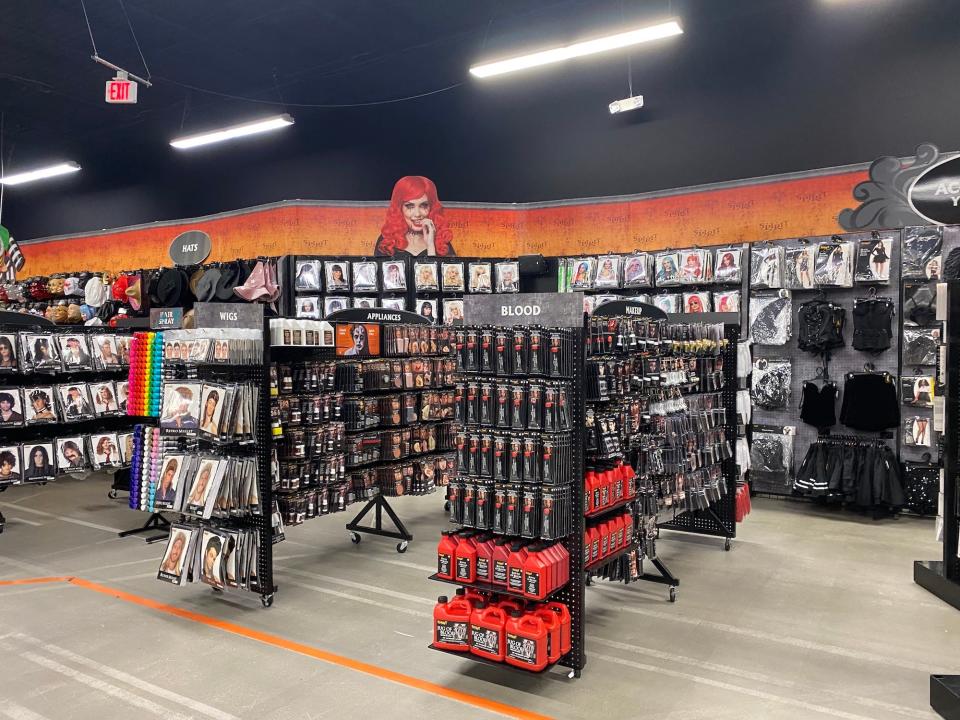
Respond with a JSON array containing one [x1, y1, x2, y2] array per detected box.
[[749, 231, 903, 495], [659, 317, 740, 550], [914, 281, 960, 612]]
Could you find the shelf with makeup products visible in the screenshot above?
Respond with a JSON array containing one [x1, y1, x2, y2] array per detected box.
[[269, 314, 457, 552]]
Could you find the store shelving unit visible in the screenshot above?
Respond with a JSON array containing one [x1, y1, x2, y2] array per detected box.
[[914, 281, 960, 611]]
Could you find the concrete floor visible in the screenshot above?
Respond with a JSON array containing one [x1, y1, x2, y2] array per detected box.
[[0, 476, 956, 720]]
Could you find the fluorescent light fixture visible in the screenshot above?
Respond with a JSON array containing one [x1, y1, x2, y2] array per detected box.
[[470, 20, 683, 78], [170, 113, 294, 150], [0, 161, 81, 186], [609, 95, 644, 114]]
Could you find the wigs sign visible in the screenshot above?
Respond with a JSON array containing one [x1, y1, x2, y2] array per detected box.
[[908, 155, 960, 225]]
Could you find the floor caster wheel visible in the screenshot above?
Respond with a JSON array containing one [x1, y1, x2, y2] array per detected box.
[[261, 594, 274, 608], [444, 500, 450, 512], [397, 541, 408, 553], [724, 538, 732, 551], [212, 586, 223, 594], [108, 490, 119, 500], [350, 532, 362, 544], [669, 586, 677, 603]]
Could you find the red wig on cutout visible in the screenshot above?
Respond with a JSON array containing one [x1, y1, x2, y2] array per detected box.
[[378, 176, 453, 256]]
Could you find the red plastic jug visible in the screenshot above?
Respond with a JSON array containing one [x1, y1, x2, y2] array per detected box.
[[470, 602, 507, 661], [475, 534, 494, 583], [434, 595, 471, 652], [491, 537, 511, 587], [587, 526, 600, 565], [589, 472, 601, 514], [582, 530, 591, 565], [599, 470, 610, 509], [455, 533, 478, 583], [584, 471, 597, 514], [496, 596, 524, 615], [611, 514, 624, 553], [599, 520, 610, 558], [455, 586, 485, 607], [505, 611, 549, 671], [623, 513, 634, 548], [523, 545, 552, 600], [613, 464, 624, 501], [546, 601, 572, 656], [507, 542, 529, 593], [533, 606, 562, 663], [623, 463, 636, 498], [437, 532, 458, 580]]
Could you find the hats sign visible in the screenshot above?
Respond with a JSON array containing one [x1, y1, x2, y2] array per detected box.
[[168, 230, 212, 266]]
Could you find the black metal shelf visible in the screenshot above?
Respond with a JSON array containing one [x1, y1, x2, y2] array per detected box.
[[585, 540, 638, 573], [428, 644, 565, 675], [427, 573, 566, 602], [584, 495, 635, 522]]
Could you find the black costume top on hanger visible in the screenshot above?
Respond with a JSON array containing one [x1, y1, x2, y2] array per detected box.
[[839, 371, 899, 431], [851, 297, 894, 352], [799, 381, 838, 429], [797, 299, 845, 353]]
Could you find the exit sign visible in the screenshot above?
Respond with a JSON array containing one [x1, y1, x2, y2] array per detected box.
[[105, 78, 138, 104]]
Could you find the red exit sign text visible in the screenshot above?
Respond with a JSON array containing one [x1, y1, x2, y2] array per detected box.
[[105, 79, 138, 104]]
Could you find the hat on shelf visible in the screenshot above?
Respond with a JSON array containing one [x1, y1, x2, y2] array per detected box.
[[214, 261, 242, 302], [125, 276, 143, 311], [194, 266, 221, 303], [189, 267, 206, 298], [112, 274, 131, 301], [155, 268, 191, 308], [85, 276, 108, 307], [235, 259, 281, 302]]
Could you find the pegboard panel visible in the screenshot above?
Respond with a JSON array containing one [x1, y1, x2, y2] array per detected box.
[[750, 231, 902, 494]]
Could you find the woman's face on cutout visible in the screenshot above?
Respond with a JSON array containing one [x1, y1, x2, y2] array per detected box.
[[352, 326, 365, 349], [33, 448, 44, 465], [402, 194, 430, 231], [205, 396, 217, 415], [169, 536, 184, 563]]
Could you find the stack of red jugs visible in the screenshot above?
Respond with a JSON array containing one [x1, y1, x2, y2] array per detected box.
[[583, 510, 633, 568], [584, 462, 636, 516], [437, 530, 570, 600], [433, 589, 572, 671]]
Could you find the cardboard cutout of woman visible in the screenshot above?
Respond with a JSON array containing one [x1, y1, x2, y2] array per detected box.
[[375, 176, 455, 257]]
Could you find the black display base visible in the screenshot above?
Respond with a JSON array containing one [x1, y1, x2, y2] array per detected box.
[[118, 512, 171, 544], [915, 561, 960, 612], [346, 493, 413, 552], [428, 644, 571, 677], [932, 675, 960, 720]]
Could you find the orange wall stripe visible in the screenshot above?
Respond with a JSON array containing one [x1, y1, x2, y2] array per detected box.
[[65, 577, 555, 720], [0, 576, 70, 586], [18, 169, 867, 276]]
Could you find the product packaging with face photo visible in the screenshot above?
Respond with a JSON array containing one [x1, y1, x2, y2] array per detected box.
[[417, 298, 438, 323], [495, 261, 520, 293], [0, 388, 24, 427], [56, 436, 87, 473], [381, 297, 406, 312], [24, 333, 62, 372], [325, 261, 351, 292], [414, 261, 439, 292], [441, 262, 465, 292], [324, 296, 349, 317], [56, 383, 94, 421], [784, 245, 816, 290], [570, 257, 595, 290], [381, 260, 407, 291], [93, 334, 122, 369], [158, 525, 195, 585], [59, 334, 94, 370], [713, 248, 742, 284], [22, 442, 55, 483], [91, 381, 120, 417], [296, 296, 321, 319], [352, 261, 379, 293], [160, 381, 202, 432], [155, 454, 188, 510], [442, 299, 464, 325], [91, 432, 121, 469], [623, 253, 653, 288], [294, 260, 322, 291], [468, 262, 493, 293], [0, 334, 19, 372], [0, 445, 21, 485]]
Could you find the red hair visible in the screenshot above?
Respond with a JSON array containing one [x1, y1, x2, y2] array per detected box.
[[379, 176, 453, 256]]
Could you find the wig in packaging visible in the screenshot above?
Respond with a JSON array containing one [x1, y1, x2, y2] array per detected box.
[[570, 258, 595, 290], [678, 249, 710, 284], [751, 358, 792, 410], [813, 241, 854, 287], [654, 252, 681, 287], [854, 236, 892, 283], [750, 245, 784, 289], [582, 294, 596, 315], [495, 261, 520, 293], [682, 291, 710, 313], [623, 254, 653, 288], [414, 262, 439, 292], [902, 225, 943, 280], [784, 245, 816, 289], [749, 292, 792, 345], [652, 293, 681, 313], [713, 290, 740, 313], [594, 255, 622, 288], [713, 248, 742, 284]]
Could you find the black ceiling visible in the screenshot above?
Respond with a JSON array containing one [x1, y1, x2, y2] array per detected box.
[[2, 0, 959, 240]]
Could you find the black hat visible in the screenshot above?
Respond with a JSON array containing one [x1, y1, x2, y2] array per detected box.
[[156, 268, 191, 308], [195, 267, 220, 302], [214, 261, 242, 302]]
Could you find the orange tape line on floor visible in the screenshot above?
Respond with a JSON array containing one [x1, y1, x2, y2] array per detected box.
[[0, 576, 70, 587], [64, 577, 554, 720]]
